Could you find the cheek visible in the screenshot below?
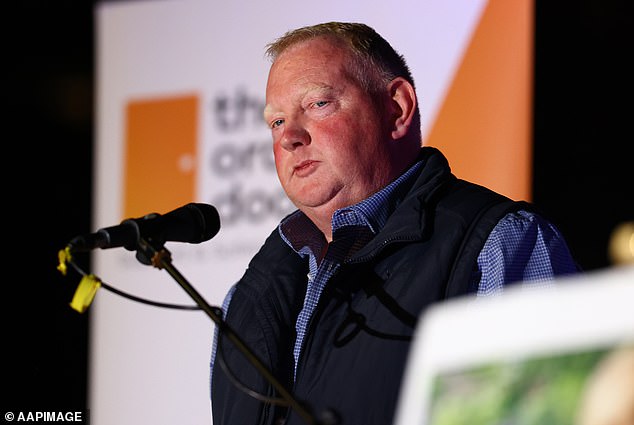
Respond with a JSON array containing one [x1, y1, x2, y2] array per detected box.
[[272, 142, 281, 159], [320, 116, 377, 157], [312, 118, 355, 150], [272, 144, 288, 178]]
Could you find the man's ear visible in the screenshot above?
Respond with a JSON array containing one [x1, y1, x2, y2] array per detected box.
[[388, 77, 417, 140]]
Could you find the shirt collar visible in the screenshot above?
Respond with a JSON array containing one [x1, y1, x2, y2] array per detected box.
[[279, 159, 423, 257]]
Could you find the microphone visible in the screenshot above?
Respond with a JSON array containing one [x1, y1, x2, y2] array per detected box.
[[68, 203, 221, 252]]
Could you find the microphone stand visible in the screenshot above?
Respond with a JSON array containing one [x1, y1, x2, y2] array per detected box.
[[133, 237, 328, 425]]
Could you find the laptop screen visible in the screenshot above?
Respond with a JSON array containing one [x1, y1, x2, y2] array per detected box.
[[393, 266, 634, 425]]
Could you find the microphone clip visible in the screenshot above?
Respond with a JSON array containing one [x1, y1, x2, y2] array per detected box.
[[133, 236, 172, 268]]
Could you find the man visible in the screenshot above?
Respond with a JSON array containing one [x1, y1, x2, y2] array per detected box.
[[211, 22, 579, 425]]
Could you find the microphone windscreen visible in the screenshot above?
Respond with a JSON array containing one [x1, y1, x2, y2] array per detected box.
[[160, 203, 221, 244]]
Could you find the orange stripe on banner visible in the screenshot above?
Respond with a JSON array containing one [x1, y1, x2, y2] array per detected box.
[[425, 0, 533, 201], [123, 94, 198, 219]]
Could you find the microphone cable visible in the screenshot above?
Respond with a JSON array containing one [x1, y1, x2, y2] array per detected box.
[[58, 246, 340, 424], [215, 330, 290, 405], [57, 245, 200, 312]]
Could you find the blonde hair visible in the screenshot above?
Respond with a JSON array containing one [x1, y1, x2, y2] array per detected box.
[[265, 22, 421, 136]]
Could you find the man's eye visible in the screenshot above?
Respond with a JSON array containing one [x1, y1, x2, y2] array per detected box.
[[314, 100, 329, 108], [271, 119, 284, 129]]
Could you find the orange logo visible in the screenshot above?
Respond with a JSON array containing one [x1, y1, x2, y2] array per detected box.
[[122, 94, 199, 219]]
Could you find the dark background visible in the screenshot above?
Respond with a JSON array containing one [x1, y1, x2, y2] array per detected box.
[[6, 0, 633, 413]]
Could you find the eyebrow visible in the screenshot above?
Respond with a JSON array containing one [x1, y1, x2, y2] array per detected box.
[[262, 104, 280, 123], [264, 84, 340, 116]]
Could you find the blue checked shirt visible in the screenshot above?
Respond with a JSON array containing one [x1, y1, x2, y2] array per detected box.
[[211, 159, 579, 384]]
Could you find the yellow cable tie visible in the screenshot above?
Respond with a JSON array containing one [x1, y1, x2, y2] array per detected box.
[[57, 246, 73, 276], [70, 274, 102, 313]]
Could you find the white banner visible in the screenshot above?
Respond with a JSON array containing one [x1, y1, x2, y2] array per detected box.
[[91, 1, 511, 424]]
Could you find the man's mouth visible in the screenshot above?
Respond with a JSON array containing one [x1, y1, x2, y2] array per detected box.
[[293, 160, 317, 176]]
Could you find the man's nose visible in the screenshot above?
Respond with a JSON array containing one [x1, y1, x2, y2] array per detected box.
[[279, 120, 310, 151]]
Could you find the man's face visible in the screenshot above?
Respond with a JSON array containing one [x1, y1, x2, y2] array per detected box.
[[264, 37, 395, 220]]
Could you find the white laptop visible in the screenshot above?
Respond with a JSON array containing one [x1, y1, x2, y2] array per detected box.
[[393, 265, 634, 425]]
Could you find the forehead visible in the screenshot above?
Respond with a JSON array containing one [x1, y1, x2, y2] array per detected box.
[[270, 38, 354, 80], [274, 35, 350, 64], [265, 38, 355, 99]]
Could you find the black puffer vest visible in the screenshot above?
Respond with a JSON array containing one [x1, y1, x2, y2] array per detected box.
[[211, 147, 531, 425]]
